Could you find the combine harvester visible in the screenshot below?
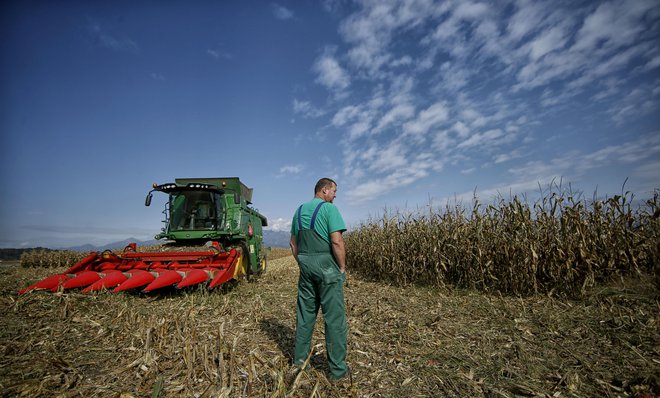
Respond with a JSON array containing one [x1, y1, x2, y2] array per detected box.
[[19, 177, 267, 294]]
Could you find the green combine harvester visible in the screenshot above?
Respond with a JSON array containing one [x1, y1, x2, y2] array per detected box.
[[20, 177, 268, 294]]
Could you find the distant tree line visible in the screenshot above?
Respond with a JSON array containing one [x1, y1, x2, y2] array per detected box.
[[0, 248, 54, 261]]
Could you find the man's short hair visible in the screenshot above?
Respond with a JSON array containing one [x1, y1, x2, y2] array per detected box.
[[315, 178, 336, 194]]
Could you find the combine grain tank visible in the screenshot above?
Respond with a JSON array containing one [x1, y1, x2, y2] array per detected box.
[[19, 177, 268, 294]]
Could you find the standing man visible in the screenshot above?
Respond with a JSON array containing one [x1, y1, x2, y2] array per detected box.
[[290, 177, 348, 381]]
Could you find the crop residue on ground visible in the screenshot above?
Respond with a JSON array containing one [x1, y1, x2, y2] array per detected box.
[[1, 255, 657, 397]]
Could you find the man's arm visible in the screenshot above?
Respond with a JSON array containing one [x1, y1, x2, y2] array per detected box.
[[289, 234, 299, 263], [330, 231, 346, 273]]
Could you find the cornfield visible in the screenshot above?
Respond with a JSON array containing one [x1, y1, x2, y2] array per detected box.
[[345, 188, 659, 296]]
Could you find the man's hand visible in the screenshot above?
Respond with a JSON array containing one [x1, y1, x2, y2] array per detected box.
[[289, 235, 299, 263], [330, 231, 346, 273]]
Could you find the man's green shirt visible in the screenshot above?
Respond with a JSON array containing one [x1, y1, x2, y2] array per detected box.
[[290, 198, 346, 244]]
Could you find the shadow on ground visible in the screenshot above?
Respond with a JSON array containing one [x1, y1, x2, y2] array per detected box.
[[260, 318, 295, 362], [259, 317, 330, 374]]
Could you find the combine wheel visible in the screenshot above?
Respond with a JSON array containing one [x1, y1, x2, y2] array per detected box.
[[249, 253, 267, 282], [256, 255, 267, 276], [237, 243, 259, 282], [240, 243, 256, 282]]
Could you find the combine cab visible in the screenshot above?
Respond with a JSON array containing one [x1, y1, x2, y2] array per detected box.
[[19, 177, 268, 294]]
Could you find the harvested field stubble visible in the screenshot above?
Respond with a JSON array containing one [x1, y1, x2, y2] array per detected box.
[[2, 257, 658, 397], [345, 188, 659, 296], [266, 247, 293, 261]]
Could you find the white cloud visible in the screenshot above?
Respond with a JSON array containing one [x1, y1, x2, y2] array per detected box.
[[272, 4, 294, 20], [279, 164, 304, 175], [460, 108, 487, 128], [362, 142, 408, 172], [322, 0, 345, 14], [633, 160, 660, 186], [374, 103, 415, 133], [641, 55, 660, 72], [572, 0, 652, 53], [293, 99, 325, 118], [403, 102, 449, 138], [443, 133, 660, 206], [609, 86, 659, 124], [266, 217, 292, 232], [494, 149, 522, 164], [306, 0, 659, 207], [313, 51, 350, 91], [207, 49, 233, 60], [457, 129, 504, 150], [507, 0, 545, 42], [452, 121, 470, 138], [332, 105, 361, 127], [527, 23, 570, 61], [431, 17, 459, 41], [346, 164, 431, 204], [339, 0, 440, 76], [88, 20, 139, 53], [513, 0, 658, 98], [332, 98, 384, 140], [508, 134, 660, 181], [568, 42, 652, 92], [445, 176, 562, 205], [343, 128, 445, 204], [582, 134, 660, 165], [432, 130, 454, 152], [436, 61, 471, 92], [454, 1, 489, 19], [390, 55, 413, 67]]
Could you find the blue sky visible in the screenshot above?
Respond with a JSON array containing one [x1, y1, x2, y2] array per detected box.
[[1, 0, 659, 248]]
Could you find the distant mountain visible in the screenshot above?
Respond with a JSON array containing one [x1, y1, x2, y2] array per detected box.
[[263, 230, 290, 248], [58, 232, 290, 252], [63, 238, 159, 252]]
